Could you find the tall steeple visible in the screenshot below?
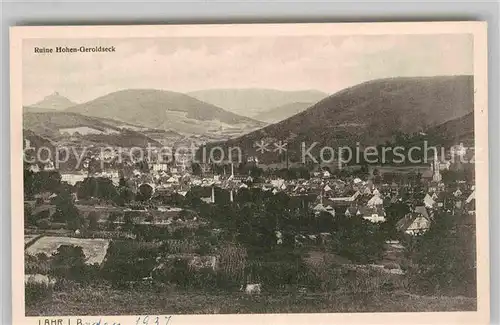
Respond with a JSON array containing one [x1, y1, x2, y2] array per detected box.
[[432, 150, 442, 182]]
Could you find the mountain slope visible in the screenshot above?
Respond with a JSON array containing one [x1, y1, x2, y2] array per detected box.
[[207, 76, 474, 163], [29, 92, 77, 110], [23, 111, 162, 148], [254, 102, 316, 123], [66, 89, 265, 136], [24, 129, 57, 161], [427, 112, 474, 147], [188, 89, 328, 117], [24, 106, 57, 113]]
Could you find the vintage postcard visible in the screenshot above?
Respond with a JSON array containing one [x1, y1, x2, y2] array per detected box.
[[10, 22, 489, 325]]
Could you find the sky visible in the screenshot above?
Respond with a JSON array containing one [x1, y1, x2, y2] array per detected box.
[[23, 34, 473, 105]]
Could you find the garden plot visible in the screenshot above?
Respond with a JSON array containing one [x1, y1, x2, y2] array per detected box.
[[26, 236, 110, 265]]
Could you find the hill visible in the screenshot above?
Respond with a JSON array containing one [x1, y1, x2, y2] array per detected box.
[[29, 92, 77, 110], [253, 102, 316, 123], [427, 112, 474, 147], [23, 111, 162, 148], [23, 129, 57, 162], [65, 89, 265, 136], [205, 76, 474, 163], [24, 107, 57, 114], [188, 89, 328, 117]]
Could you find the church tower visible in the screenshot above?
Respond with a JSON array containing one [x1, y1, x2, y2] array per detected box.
[[432, 150, 442, 183]]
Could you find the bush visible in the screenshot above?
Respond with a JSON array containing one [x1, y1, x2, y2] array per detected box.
[[101, 240, 159, 284], [87, 212, 100, 230], [329, 216, 385, 263], [172, 227, 192, 240], [244, 258, 311, 291], [50, 245, 88, 282], [152, 257, 220, 290], [25, 282, 52, 305], [404, 210, 477, 297], [194, 242, 212, 255], [169, 258, 191, 287], [36, 219, 51, 229], [189, 267, 218, 289], [25, 253, 51, 274]]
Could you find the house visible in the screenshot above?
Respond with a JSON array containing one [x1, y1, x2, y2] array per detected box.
[[331, 190, 360, 203], [396, 206, 431, 235], [344, 206, 359, 217], [28, 164, 41, 173], [270, 178, 285, 189], [465, 190, 475, 215], [423, 193, 436, 209], [360, 206, 386, 223], [439, 161, 451, 170], [43, 161, 55, 171], [421, 169, 434, 180], [151, 163, 169, 172], [313, 203, 335, 216], [366, 194, 383, 207], [450, 144, 467, 157], [166, 176, 178, 184]]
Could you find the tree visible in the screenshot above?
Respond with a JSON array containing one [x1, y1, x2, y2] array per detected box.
[[404, 209, 476, 297], [315, 211, 335, 233], [87, 211, 100, 230], [123, 211, 135, 231], [50, 245, 87, 281], [191, 163, 202, 176], [236, 202, 276, 257], [23, 163, 37, 199], [107, 212, 120, 230], [381, 201, 410, 239], [117, 185, 135, 206], [101, 241, 158, 286], [52, 189, 82, 230], [136, 184, 153, 201], [23, 166, 62, 198], [330, 216, 385, 263], [24, 205, 37, 227], [77, 177, 118, 202], [136, 160, 149, 173], [133, 224, 155, 241], [118, 176, 127, 187]]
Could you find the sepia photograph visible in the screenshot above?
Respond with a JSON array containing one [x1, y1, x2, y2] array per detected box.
[[10, 22, 489, 325]]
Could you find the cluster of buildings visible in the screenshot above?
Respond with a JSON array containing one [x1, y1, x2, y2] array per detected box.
[[26, 135, 476, 237]]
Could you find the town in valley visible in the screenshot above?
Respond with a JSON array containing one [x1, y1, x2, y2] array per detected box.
[[22, 34, 478, 315]]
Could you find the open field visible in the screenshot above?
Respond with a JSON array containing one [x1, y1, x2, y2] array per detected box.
[[25, 236, 110, 264], [25, 285, 476, 315]]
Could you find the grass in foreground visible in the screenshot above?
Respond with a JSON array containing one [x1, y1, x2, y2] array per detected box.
[[26, 285, 476, 316]]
